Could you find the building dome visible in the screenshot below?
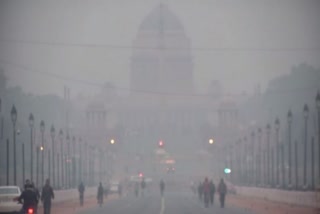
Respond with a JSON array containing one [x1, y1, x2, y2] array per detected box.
[[139, 4, 185, 33]]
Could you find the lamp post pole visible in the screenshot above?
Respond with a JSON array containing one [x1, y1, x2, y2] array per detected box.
[[66, 134, 70, 188], [11, 105, 17, 185], [287, 110, 293, 189], [40, 120, 45, 187], [29, 113, 34, 182], [22, 142, 25, 185], [59, 130, 64, 188], [251, 131, 255, 185], [303, 104, 309, 190], [275, 118, 280, 187], [6, 139, 9, 185], [266, 124, 271, 187], [50, 125, 56, 188], [316, 91, 320, 188], [257, 128, 262, 186]]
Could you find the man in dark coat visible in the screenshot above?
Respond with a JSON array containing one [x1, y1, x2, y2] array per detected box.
[[218, 178, 227, 208], [41, 179, 54, 214], [209, 180, 216, 206]]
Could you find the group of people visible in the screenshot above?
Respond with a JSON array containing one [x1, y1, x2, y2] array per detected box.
[[196, 178, 227, 208], [18, 178, 54, 214]]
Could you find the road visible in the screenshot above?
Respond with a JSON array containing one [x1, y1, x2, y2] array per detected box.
[[78, 191, 254, 214]]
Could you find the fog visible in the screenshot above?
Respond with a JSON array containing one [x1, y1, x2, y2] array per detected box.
[[0, 0, 320, 209]]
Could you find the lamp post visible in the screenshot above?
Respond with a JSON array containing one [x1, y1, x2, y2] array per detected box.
[[287, 110, 293, 189], [6, 139, 9, 185], [36, 146, 40, 187], [11, 105, 17, 185], [79, 137, 82, 182], [29, 113, 34, 182], [40, 120, 45, 186], [22, 142, 25, 185], [266, 124, 271, 187], [303, 104, 309, 190], [66, 134, 70, 188], [50, 125, 56, 188], [275, 118, 280, 187], [316, 91, 320, 188], [258, 128, 262, 186], [243, 136, 248, 185], [72, 136, 76, 188], [251, 131, 255, 185], [59, 129, 64, 188]]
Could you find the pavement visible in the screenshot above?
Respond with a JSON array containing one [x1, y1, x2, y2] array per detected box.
[[37, 194, 118, 214], [36, 188, 318, 214]]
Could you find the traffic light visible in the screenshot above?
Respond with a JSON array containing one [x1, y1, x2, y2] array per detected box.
[[224, 168, 231, 174], [158, 140, 164, 148]]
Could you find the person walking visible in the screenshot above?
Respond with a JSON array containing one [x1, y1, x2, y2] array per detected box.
[[203, 177, 210, 208], [209, 180, 216, 206], [78, 181, 85, 206], [97, 182, 104, 207], [218, 178, 227, 208], [41, 179, 54, 214], [160, 179, 165, 197]]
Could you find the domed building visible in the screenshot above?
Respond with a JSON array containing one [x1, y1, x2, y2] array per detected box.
[[130, 3, 194, 94]]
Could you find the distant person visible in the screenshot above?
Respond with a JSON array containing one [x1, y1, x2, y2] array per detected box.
[[209, 180, 216, 206], [97, 182, 104, 207], [218, 178, 227, 208], [203, 177, 210, 208], [41, 179, 54, 214], [160, 179, 165, 196], [78, 181, 85, 206], [141, 178, 146, 197]]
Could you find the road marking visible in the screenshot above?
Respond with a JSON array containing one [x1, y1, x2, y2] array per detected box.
[[160, 196, 165, 214]]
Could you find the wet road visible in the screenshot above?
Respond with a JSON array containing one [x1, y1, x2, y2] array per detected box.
[[78, 191, 254, 214]]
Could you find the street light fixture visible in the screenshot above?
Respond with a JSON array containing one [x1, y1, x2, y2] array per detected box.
[[303, 104, 309, 190], [209, 138, 214, 145], [50, 125, 56, 188], [40, 120, 45, 186], [10, 105, 17, 185], [29, 113, 34, 182], [287, 110, 293, 189], [257, 127, 262, 186], [110, 139, 115, 145]]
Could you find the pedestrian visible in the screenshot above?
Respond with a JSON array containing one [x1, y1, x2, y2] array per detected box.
[[97, 182, 104, 207], [209, 180, 215, 206], [160, 179, 165, 196], [78, 181, 85, 206], [218, 178, 227, 208], [203, 177, 210, 208], [41, 179, 54, 214], [141, 178, 146, 197]]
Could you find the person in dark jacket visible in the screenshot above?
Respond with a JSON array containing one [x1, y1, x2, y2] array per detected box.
[[97, 182, 104, 206], [78, 181, 85, 206], [41, 179, 54, 214], [209, 180, 216, 206], [218, 178, 227, 208], [18, 183, 38, 213]]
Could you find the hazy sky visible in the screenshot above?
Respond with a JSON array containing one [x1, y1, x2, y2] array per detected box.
[[0, 0, 319, 97]]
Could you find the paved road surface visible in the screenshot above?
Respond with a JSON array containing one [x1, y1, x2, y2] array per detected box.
[[79, 191, 254, 214]]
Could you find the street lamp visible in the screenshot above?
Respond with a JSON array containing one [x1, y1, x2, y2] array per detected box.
[[250, 131, 255, 186], [303, 104, 309, 190], [209, 138, 214, 145], [40, 120, 45, 186], [10, 105, 17, 185], [59, 129, 63, 188], [29, 113, 34, 182], [316, 91, 320, 188], [110, 139, 115, 145], [275, 117, 280, 187], [50, 125, 56, 188], [287, 110, 293, 189], [266, 124, 271, 187], [257, 128, 262, 186], [66, 133, 71, 188]]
